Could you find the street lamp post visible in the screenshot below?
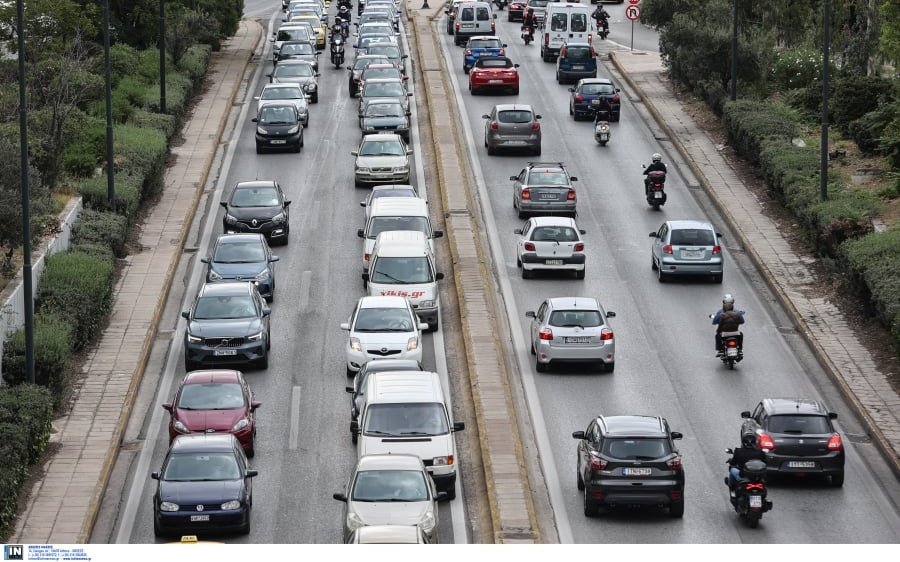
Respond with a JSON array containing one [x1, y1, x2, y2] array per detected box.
[[103, 0, 115, 207], [820, 0, 831, 201], [730, 0, 738, 101], [159, 0, 167, 114], [15, 0, 34, 384]]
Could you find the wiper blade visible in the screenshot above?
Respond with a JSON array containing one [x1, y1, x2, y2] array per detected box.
[[560, 324, 584, 328], [372, 272, 406, 284], [365, 429, 397, 436], [399, 431, 430, 436]]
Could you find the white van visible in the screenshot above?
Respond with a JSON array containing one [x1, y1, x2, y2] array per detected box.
[[364, 231, 443, 329], [453, 1, 497, 46], [541, 2, 591, 62], [358, 197, 443, 271], [353, 371, 465, 498]]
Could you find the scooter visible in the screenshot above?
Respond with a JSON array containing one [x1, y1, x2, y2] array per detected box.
[[521, 25, 534, 45], [724, 455, 772, 528], [331, 36, 345, 68], [642, 166, 667, 209], [596, 17, 609, 40], [719, 332, 744, 369], [593, 109, 610, 146]]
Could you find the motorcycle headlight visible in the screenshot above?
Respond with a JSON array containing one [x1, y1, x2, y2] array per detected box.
[[407, 336, 419, 351], [418, 510, 436, 533], [350, 337, 362, 352], [231, 418, 250, 432], [221, 500, 241, 511], [224, 213, 238, 225], [159, 501, 180, 512], [272, 212, 286, 225], [186, 334, 202, 344], [419, 300, 435, 308], [208, 269, 223, 281], [286, 125, 300, 134], [255, 269, 271, 280], [247, 331, 263, 342], [257, 126, 269, 135], [172, 420, 190, 434], [347, 511, 365, 531]]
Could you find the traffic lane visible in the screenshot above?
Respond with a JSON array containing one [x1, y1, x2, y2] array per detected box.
[[440, 20, 900, 542], [603, 1, 660, 53]]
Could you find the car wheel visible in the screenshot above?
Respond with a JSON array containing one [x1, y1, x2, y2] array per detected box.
[[429, 317, 439, 331], [312, 93, 318, 104], [713, 273, 723, 284], [265, 293, 273, 304], [831, 472, 845, 487], [669, 499, 685, 518], [266, 329, 271, 350], [530, 341, 536, 355], [583, 488, 599, 517], [239, 517, 251, 535], [512, 87, 519, 95], [569, 103, 574, 116], [657, 265, 667, 283], [294, 142, 301, 153], [351, 431, 358, 445], [533, 145, 541, 156], [255, 144, 263, 154], [487, 143, 496, 155], [247, 443, 255, 459], [153, 518, 166, 538], [577, 464, 585, 491], [575, 269, 585, 280], [555, 71, 560, 83], [303, 118, 309, 128], [604, 361, 615, 373], [444, 484, 457, 501], [535, 358, 547, 372], [184, 356, 199, 373], [257, 352, 269, 370], [521, 267, 531, 279], [517, 209, 527, 219], [516, 256, 522, 268], [464, 65, 470, 74]]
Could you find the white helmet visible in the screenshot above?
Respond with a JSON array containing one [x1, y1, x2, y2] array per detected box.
[[723, 294, 735, 305], [652, 153, 662, 163]]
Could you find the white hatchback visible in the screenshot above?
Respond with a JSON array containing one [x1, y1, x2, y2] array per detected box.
[[514, 216, 586, 279], [341, 296, 428, 376]]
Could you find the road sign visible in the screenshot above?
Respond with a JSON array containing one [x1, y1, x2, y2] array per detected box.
[[628, 0, 640, 4], [625, 5, 640, 20]]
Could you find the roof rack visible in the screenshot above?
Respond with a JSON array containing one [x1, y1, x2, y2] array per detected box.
[[527, 161, 566, 167]]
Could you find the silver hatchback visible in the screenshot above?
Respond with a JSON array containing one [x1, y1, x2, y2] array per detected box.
[[483, 104, 542, 156], [649, 220, 724, 283], [526, 297, 616, 373]]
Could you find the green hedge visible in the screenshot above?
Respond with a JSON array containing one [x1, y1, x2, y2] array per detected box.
[[722, 100, 798, 165], [130, 110, 176, 138], [112, 123, 168, 197], [77, 172, 141, 221], [71, 208, 128, 258], [179, 44, 212, 82], [143, 72, 193, 118], [2, 314, 74, 407]]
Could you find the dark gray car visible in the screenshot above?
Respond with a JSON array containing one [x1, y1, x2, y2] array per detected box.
[[202, 234, 280, 302], [511, 161, 578, 219], [360, 99, 410, 141], [483, 104, 542, 156], [358, 78, 412, 117]]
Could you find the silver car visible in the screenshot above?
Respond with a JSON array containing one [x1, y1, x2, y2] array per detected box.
[[267, 60, 320, 103], [526, 297, 616, 373], [333, 454, 443, 543], [358, 78, 412, 117], [514, 216, 586, 279], [254, 83, 310, 127], [511, 161, 578, 219], [351, 133, 412, 187], [649, 220, 724, 283], [483, 104, 542, 156]]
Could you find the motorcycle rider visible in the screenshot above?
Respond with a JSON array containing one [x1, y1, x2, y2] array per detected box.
[[712, 293, 745, 354], [522, 8, 536, 43], [726, 434, 768, 496], [643, 153, 667, 196], [592, 5, 610, 36], [592, 96, 613, 124]]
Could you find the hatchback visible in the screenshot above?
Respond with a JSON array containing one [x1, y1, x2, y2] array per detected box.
[[483, 104, 542, 156], [201, 234, 280, 301], [463, 36, 506, 73], [252, 103, 303, 154], [340, 296, 428, 376], [649, 220, 724, 283], [360, 99, 410, 141], [347, 55, 391, 97], [526, 297, 616, 372], [267, 60, 319, 102], [568, 78, 621, 121], [358, 63, 406, 91], [347, 525, 431, 544], [510, 161, 577, 219], [358, 78, 412, 117], [469, 56, 519, 96], [275, 40, 320, 69], [365, 43, 408, 74], [514, 216, 586, 279], [352, 133, 412, 187], [556, 42, 597, 84], [221, 180, 291, 245]]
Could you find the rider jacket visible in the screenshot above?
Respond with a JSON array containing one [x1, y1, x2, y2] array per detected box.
[[717, 310, 743, 333], [592, 8, 610, 25], [643, 162, 667, 175], [728, 446, 768, 472]]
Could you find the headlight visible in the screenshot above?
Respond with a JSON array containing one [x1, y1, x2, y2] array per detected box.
[[350, 337, 362, 352], [172, 420, 190, 434], [224, 213, 238, 225], [209, 269, 223, 281], [407, 337, 419, 351], [186, 334, 202, 344], [356, 167, 370, 173], [392, 167, 408, 173], [304, 83, 317, 91], [286, 125, 300, 134], [272, 212, 286, 225], [347, 511, 365, 531], [257, 126, 269, 135], [159, 501, 179, 512], [419, 300, 435, 308], [221, 500, 241, 511], [364, 126, 375, 132], [232, 418, 250, 432], [247, 332, 263, 342], [418, 510, 436, 533], [255, 269, 270, 280], [432, 455, 454, 466]]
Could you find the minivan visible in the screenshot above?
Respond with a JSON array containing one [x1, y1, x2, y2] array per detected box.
[[454, 1, 497, 46], [541, 2, 592, 62], [358, 198, 443, 270], [556, 42, 597, 84]]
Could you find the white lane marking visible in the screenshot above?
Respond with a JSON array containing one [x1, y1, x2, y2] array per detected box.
[[298, 270, 312, 311], [404, 18, 467, 545], [289, 385, 302, 450], [307, 200, 321, 233], [436, 16, 575, 544], [113, 9, 281, 545]]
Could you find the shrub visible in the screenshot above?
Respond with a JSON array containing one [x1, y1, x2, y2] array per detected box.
[[2, 315, 74, 408], [130, 110, 176, 138], [758, 138, 819, 197], [0, 421, 28, 536], [847, 103, 897, 155], [107, 44, 140, 87], [784, 82, 826, 117], [143, 71, 193, 118], [71, 208, 128, 258], [771, 47, 826, 91], [136, 48, 164, 83], [0, 384, 54, 463], [178, 44, 212, 83], [112, 123, 168, 199], [832, 75, 896, 133], [77, 172, 141, 221], [722, 100, 798, 164], [37, 252, 114, 350]]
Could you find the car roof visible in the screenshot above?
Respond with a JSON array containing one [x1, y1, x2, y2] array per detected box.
[[357, 453, 424, 471], [599, 415, 669, 437], [361, 132, 404, 142], [370, 197, 428, 215], [666, 219, 715, 230], [234, 180, 277, 190], [354, 525, 422, 544], [183, 370, 243, 385], [367, 372, 442, 403], [215, 233, 266, 245], [468, 35, 501, 41], [476, 56, 513, 64], [374, 231, 429, 257], [372, 184, 416, 192], [262, 83, 303, 91], [358, 295, 410, 309], [363, 63, 400, 70], [494, 104, 534, 112], [170, 433, 239, 453], [547, 296, 599, 310], [276, 59, 316, 68], [530, 216, 578, 228], [763, 398, 830, 416], [363, 77, 404, 84], [198, 281, 254, 297]]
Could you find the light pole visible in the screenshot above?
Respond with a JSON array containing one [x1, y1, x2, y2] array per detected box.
[[15, 0, 34, 384], [730, 0, 738, 100], [103, 0, 115, 207], [820, 0, 831, 201], [159, 0, 167, 114]]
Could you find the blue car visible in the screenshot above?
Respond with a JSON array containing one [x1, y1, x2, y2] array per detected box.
[[202, 234, 280, 302], [463, 36, 506, 74], [556, 42, 597, 84], [568, 78, 621, 122]]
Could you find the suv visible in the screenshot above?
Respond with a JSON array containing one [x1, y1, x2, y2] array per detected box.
[[221, 180, 291, 245], [510, 161, 578, 219], [740, 398, 845, 487], [556, 42, 597, 84], [572, 415, 685, 518], [463, 36, 506, 73], [483, 104, 542, 156]]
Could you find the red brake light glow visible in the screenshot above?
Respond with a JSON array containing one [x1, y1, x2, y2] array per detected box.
[[490, 121, 498, 130], [666, 455, 682, 471], [600, 328, 613, 341], [612, 94, 620, 103], [531, 121, 541, 131], [758, 433, 776, 451], [589, 453, 607, 470], [574, 242, 584, 252], [539, 328, 553, 341], [574, 94, 584, 102], [499, 49, 505, 56], [466, 50, 472, 55], [523, 242, 535, 251], [566, 188, 576, 200], [712, 245, 722, 255], [521, 188, 531, 200], [827, 433, 843, 452]]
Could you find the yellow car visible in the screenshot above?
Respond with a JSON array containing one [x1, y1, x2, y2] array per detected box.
[[290, 15, 327, 49]]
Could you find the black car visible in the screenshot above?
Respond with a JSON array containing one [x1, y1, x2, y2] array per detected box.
[[152, 433, 257, 537], [182, 282, 271, 371], [573, 415, 685, 518], [740, 398, 845, 486], [359, 99, 410, 141], [221, 180, 291, 245], [276, 40, 319, 70], [345, 359, 425, 430], [202, 234, 280, 302], [252, 103, 304, 154]]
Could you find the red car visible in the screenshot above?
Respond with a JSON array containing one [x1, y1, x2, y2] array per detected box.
[[162, 370, 261, 457], [469, 56, 520, 96]]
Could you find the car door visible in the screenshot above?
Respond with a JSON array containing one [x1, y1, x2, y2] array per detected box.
[[516, 219, 534, 258], [530, 300, 547, 344], [652, 223, 668, 262], [513, 168, 527, 202]]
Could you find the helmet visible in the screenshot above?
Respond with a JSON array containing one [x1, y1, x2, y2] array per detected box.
[[652, 153, 662, 163], [741, 433, 756, 448], [723, 294, 734, 305]]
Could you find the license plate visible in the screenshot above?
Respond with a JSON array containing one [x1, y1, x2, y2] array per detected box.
[[623, 467, 652, 476], [654, 191, 663, 199], [787, 461, 817, 469], [539, 193, 556, 200], [506, 140, 526, 145], [462, 23, 474, 28], [681, 250, 702, 258], [565, 336, 590, 343], [545, 259, 563, 265], [190, 515, 210, 522], [572, 65, 584, 70], [591, 99, 600, 105], [214, 349, 237, 356], [726, 347, 738, 357], [749, 496, 762, 508], [270, 139, 286, 144], [489, 80, 503, 84]]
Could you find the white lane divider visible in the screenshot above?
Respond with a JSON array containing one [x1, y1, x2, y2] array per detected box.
[[289, 385, 302, 450]]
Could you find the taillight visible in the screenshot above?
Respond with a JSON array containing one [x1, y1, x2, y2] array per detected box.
[[587, 34, 592, 45], [590, 47, 597, 57], [612, 94, 620, 103], [539, 328, 553, 340], [364, 253, 370, 262], [666, 455, 682, 472], [566, 188, 575, 201], [712, 245, 721, 255], [758, 433, 775, 451], [662, 244, 673, 254], [455, 21, 460, 30], [491, 21, 496, 30], [531, 121, 541, 131], [523, 242, 535, 251], [727, 339, 738, 348], [465, 49, 472, 55], [574, 94, 584, 102], [499, 49, 505, 56], [745, 482, 765, 491], [521, 188, 531, 200], [589, 453, 607, 470], [544, 33, 549, 46], [490, 121, 498, 130], [600, 328, 613, 341], [827, 433, 843, 452], [574, 242, 584, 252]]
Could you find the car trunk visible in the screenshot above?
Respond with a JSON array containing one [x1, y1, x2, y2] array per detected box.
[[549, 325, 602, 348], [528, 186, 568, 203], [533, 240, 576, 259]]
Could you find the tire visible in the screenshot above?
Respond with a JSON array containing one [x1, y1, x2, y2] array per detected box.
[[577, 465, 585, 491], [657, 266, 667, 283], [583, 488, 599, 517], [651, 255, 658, 270], [487, 144, 496, 155], [533, 145, 541, 156], [294, 142, 301, 153], [512, 87, 519, 95], [521, 267, 532, 279], [153, 518, 166, 538], [746, 512, 760, 528], [239, 516, 251, 535], [517, 209, 527, 219], [351, 431, 358, 445], [569, 104, 574, 116], [444, 484, 457, 501], [256, 352, 269, 370], [516, 256, 522, 268], [713, 273, 723, 284], [255, 145, 263, 154], [669, 500, 685, 518], [246, 443, 255, 459], [575, 269, 585, 280], [266, 329, 272, 350], [535, 358, 547, 373], [831, 472, 845, 487], [429, 317, 439, 331], [303, 118, 309, 128], [530, 342, 536, 355], [312, 93, 318, 104], [604, 361, 615, 373], [464, 65, 470, 74]]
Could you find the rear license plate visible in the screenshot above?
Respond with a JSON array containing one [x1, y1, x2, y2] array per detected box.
[[726, 347, 739, 357], [489, 79, 503, 84], [214, 350, 237, 356], [591, 99, 600, 105], [565, 336, 590, 343], [539, 193, 556, 200], [749, 496, 762, 508], [545, 259, 563, 265], [787, 461, 817, 469], [654, 191, 663, 199], [623, 467, 652, 476], [681, 250, 703, 258], [572, 65, 584, 70], [462, 23, 474, 28], [506, 140, 526, 145], [190, 515, 210, 522], [270, 139, 286, 144]]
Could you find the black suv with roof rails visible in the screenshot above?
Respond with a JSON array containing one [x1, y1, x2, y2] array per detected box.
[[740, 398, 845, 487], [572, 415, 685, 518]]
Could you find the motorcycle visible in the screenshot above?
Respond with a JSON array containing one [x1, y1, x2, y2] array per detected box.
[[338, 5, 352, 23], [521, 25, 534, 45], [593, 110, 610, 146], [725, 454, 772, 528], [642, 166, 667, 209], [596, 17, 609, 40], [719, 332, 744, 369], [492, 0, 507, 11], [331, 36, 345, 68]]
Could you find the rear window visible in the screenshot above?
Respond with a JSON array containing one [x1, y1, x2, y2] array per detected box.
[[548, 310, 602, 328], [469, 39, 500, 49], [670, 228, 715, 246], [476, 7, 490, 20], [581, 83, 615, 95], [461, 7, 474, 19], [529, 170, 569, 185], [603, 438, 671, 460], [564, 46, 592, 60], [497, 110, 533, 123], [767, 415, 832, 434], [571, 14, 588, 32], [479, 59, 512, 68], [550, 13, 567, 31], [531, 226, 578, 242]]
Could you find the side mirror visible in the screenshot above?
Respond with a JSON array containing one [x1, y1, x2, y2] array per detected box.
[[340, 322, 351, 330], [345, 386, 355, 394], [509, 175, 518, 181], [649, 232, 659, 237], [432, 230, 443, 238], [407, 93, 413, 97], [219, 201, 228, 209], [333, 492, 348, 502], [266, 74, 272, 78], [350, 420, 359, 433], [514, 228, 523, 235], [360, 201, 367, 207], [671, 431, 683, 440], [579, 229, 586, 234], [406, 149, 412, 155], [262, 307, 272, 317], [200, 257, 210, 264], [246, 469, 259, 478], [717, 232, 724, 237], [740, 410, 752, 419], [161, 403, 173, 411], [151, 471, 160, 480], [570, 176, 578, 182], [418, 322, 429, 331], [514, 63, 520, 68], [269, 256, 280, 262], [502, 44, 508, 48], [251, 118, 258, 123], [347, 65, 353, 70], [361, 273, 370, 282], [253, 96, 260, 101], [250, 400, 262, 410], [181, 311, 190, 319], [482, 114, 491, 119], [572, 430, 585, 439], [615, 88, 621, 93], [725, 448, 734, 455], [535, 114, 542, 119], [525, 311, 536, 318], [828, 412, 838, 420], [284, 200, 292, 207], [568, 87, 575, 92], [453, 421, 465, 432], [435, 491, 449, 502], [357, 229, 365, 238], [606, 311, 616, 318], [493, 13, 498, 19], [351, 150, 358, 155], [435, 272, 445, 280]]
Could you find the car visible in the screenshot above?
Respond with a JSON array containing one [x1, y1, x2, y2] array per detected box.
[[340, 295, 428, 376], [453, 2, 498, 46], [354, 33, 399, 55], [254, 83, 310, 127], [483, 104, 541, 156], [359, 184, 419, 218], [356, 22, 396, 42], [462, 36, 506, 73], [272, 24, 315, 62], [347, 55, 391, 97], [162, 370, 261, 457], [358, 62, 406, 91], [556, 42, 598, 84], [347, 525, 431, 544], [364, 43, 408, 75], [251, 103, 304, 154], [468, 56, 519, 95], [202, 234, 280, 301], [345, 359, 426, 425], [182, 282, 271, 371], [151, 434, 258, 537], [351, 133, 411, 187], [568, 78, 621, 121], [359, 99, 411, 141], [221, 180, 291, 245], [289, 14, 327, 48], [357, 10, 393, 29], [358, 78, 412, 118], [526, 296, 616, 372], [510, 161, 577, 219], [508, 1, 526, 22], [524, 0, 549, 24], [572, 415, 685, 518], [445, 0, 464, 34], [333, 454, 444, 543], [740, 398, 845, 487], [275, 40, 319, 70], [267, 60, 319, 103], [514, 216, 586, 279], [649, 220, 724, 283]]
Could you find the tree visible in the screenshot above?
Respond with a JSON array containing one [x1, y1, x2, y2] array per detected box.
[[0, 131, 49, 277], [0, 0, 98, 62], [879, 0, 900, 64]]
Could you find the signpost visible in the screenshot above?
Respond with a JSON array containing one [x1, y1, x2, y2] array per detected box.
[[625, 4, 640, 51]]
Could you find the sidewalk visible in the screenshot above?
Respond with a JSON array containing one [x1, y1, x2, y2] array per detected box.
[[11, 20, 263, 543], [610, 51, 900, 476]]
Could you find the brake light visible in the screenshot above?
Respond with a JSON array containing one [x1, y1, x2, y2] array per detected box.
[[466, 49, 472, 55], [827, 433, 843, 452], [491, 21, 496, 30], [539, 328, 553, 341], [544, 33, 549, 46], [455, 21, 460, 30], [566, 188, 575, 201], [574, 242, 584, 252], [590, 47, 597, 57], [726, 339, 738, 348], [531, 121, 541, 131], [523, 242, 535, 251], [490, 121, 498, 130], [600, 328, 613, 341], [589, 453, 607, 470], [712, 245, 722, 255], [574, 94, 584, 102], [612, 94, 620, 103], [499, 49, 505, 56], [662, 244, 673, 254], [522, 188, 531, 200], [745, 482, 765, 491], [364, 253, 370, 262], [666, 455, 682, 472], [758, 433, 775, 451]]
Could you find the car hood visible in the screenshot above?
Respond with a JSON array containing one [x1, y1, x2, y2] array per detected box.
[[158, 480, 244, 504], [226, 206, 281, 221], [351, 500, 430, 526], [356, 155, 408, 168], [189, 319, 262, 337], [209, 262, 267, 279], [359, 433, 453, 460], [175, 408, 247, 432], [362, 116, 408, 128], [353, 330, 416, 347]]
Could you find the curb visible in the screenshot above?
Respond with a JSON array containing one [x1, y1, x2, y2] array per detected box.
[[609, 52, 900, 481], [76, 21, 264, 542]]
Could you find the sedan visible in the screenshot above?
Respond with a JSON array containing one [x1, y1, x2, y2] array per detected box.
[[276, 40, 320, 69], [221, 180, 291, 245], [347, 55, 391, 97], [354, 34, 399, 56], [201, 234, 280, 301], [340, 295, 428, 376], [469, 56, 519, 95], [359, 99, 410, 141], [515, 216, 586, 279], [649, 220, 724, 283], [463, 36, 506, 73], [151, 434, 257, 537], [351, 133, 412, 187], [508, 1, 526, 21], [252, 103, 303, 154], [526, 296, 616, 372], [483, 104, 541, 156], [358, 63, 406, 91], [568, 78, 621, 121], [267, 60, 319, 103], [182, 282, 271, 371], [162, 370, 261, 457], [333, 454, 444, 543], [254, 83, 309, 127], [511, 161, 577, 219], [358, 78, 412, 117]]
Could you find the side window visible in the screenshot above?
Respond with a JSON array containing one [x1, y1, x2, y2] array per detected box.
[[476, 7, 490, 21], [571, 13, 587, 33], [537, 301, 548, 321], [752, 403, 764, 422], [551, 13, 567, 32], [658, 224, 667, 240]]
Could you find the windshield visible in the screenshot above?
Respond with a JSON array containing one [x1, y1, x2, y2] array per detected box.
[[193, 295, 257, 320], [548, 309, 603, 328], [371, 256, 432, 284], [368, 216, 428, 239], [274, 64, 314, 78], [581, 83, 615, 95], [364, 403, 449, 437], [603, 438, 671, 460], [368, 46, 401, 58], [230, 186, 280, 207], [258, 105, 297, 125], [361, 25, 393, 36], [351, 470, 429, 502], [262, 86, 302, 100], [213, 240, 266, 264], [497, 110, 533, 124], [571, 14, 588, 32], [371, 189, 416, 202], [363, 68, 401, 80], [529, 0, 548, 7], [768, 415, 832, 434], [163, 452, 241, 481], [564, 46, 592, 60], [529, 170, 569, 185], [366, 103, 404, 117], [178, 383, 245, 410], [354, 307, 414, 332], [670, 228, 715, 246], [530, 226, 578, 242], [359, 139, 405, 156], [363, 83, 405, 97], [355, 57, 389, 70], [277, 29, 310, 41]]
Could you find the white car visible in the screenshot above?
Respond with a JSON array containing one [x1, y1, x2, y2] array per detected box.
[[514, 216, 586, 279], [340, 296, 427, 376]]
